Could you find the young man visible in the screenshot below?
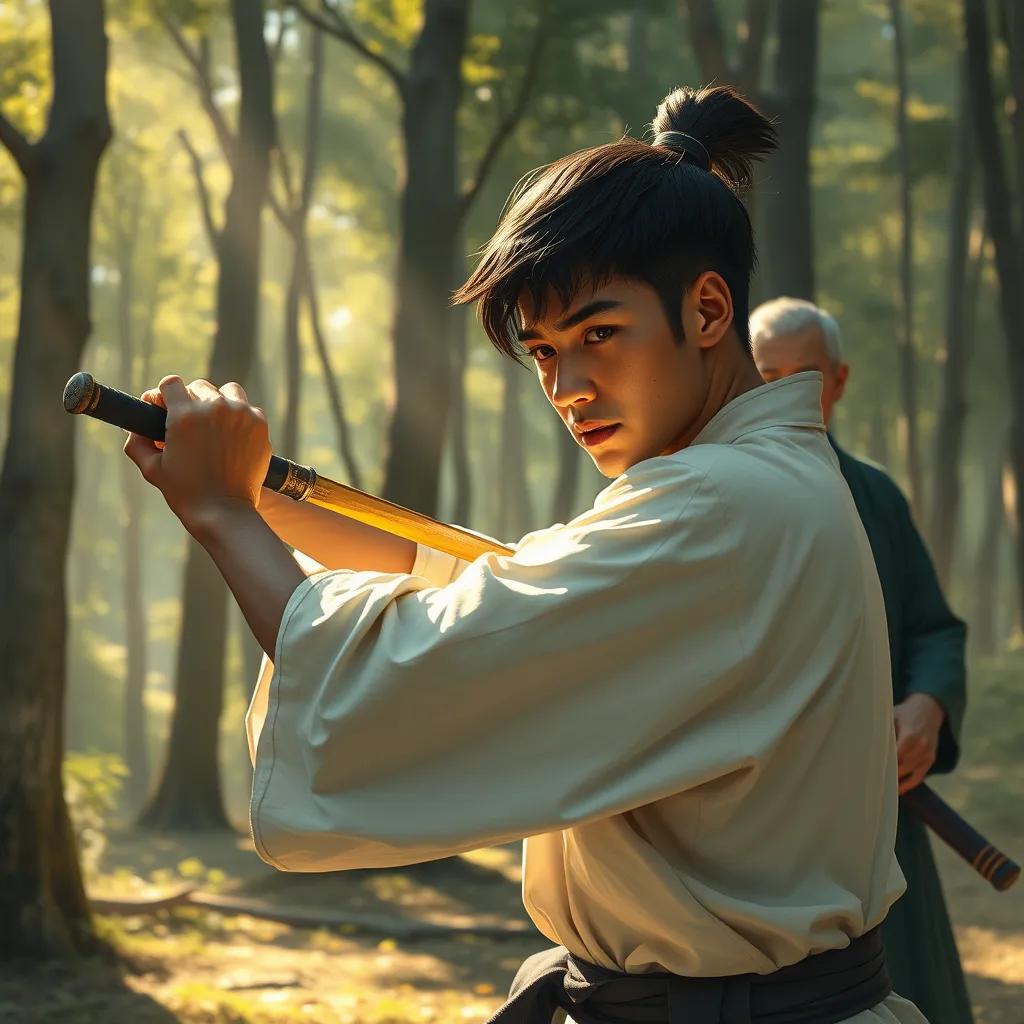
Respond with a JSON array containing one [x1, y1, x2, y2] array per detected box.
[[750, 296, 971, 1024], [126, 86, 924, 1022]]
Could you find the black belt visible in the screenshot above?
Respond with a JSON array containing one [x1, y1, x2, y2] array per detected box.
[[486, 927, 892, 1024]]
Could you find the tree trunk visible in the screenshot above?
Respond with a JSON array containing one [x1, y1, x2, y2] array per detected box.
[[282, 241, 303, 459], [292, 28, 362, 487], [0, 0, 110, 958], [381, 0, 469, 515], [759, 0, 820, 301], [301, 242, 363, 488], [140, 0, 274, 831], [889, 0, 924, 517], [963, 0, 1024, 624], [115, 208, 151, 809], [970, 456, 1006, 659], [497, 359, 533, 540], [1002, 2, 1024, 209], [928, 62, 976, 586], [680, 1, 771, 303], [868, 403, 890, 468], [281, 27, 325, 462]]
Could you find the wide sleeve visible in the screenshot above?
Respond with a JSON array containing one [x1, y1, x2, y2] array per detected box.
[[247, 457, 748, 872], [895, 492, 967, 774]]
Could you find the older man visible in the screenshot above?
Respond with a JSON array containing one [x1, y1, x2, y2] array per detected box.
[[751, 296, 972, 1024]]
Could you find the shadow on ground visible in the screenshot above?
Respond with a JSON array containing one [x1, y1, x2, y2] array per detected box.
[[0, 959, 178, 1024]]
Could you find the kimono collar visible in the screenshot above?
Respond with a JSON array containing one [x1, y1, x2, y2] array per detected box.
[[692, 371, 826, 447]]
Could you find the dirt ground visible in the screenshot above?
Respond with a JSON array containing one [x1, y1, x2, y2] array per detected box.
[[2, 656, 1021, 1023]]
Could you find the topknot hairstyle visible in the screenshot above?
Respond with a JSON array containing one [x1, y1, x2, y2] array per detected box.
[[453, 85, 777, 359]]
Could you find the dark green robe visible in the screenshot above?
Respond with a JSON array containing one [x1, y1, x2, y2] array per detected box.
[[832, 439, 972, 1024]]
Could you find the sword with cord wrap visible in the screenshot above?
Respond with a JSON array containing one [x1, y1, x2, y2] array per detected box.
[[63, 372, 1020, 893]]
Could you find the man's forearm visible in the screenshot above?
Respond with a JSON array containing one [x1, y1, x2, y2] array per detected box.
[[193, 502, 309, 657], [257, 488, 416, 573]]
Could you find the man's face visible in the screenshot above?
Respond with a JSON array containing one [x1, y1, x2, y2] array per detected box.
[[751, 325, 848, 424], [517, 278, 713, 478]]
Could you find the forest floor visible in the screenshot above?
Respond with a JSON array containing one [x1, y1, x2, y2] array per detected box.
[[2, 654, 1022, 1024]]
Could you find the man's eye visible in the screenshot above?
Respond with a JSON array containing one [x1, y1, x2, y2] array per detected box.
[[528, 345, 555, 362], [584, 325, 617, 343]]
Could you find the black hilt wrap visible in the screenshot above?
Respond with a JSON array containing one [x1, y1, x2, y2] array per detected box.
[[63, 372, 316, 500], [902, 783, 1019, 891]]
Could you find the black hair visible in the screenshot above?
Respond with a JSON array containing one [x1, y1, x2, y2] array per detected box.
[[453, 85, 777, 359]]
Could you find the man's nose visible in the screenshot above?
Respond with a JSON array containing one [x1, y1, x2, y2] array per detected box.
[[550, 358, 596, 408]]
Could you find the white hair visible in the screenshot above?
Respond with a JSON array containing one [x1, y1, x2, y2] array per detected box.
[[748, 297, 843, 366]]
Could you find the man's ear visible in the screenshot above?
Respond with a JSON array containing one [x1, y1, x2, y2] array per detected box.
[[834, 362, 850, 403], [681, 271, 734, 349]]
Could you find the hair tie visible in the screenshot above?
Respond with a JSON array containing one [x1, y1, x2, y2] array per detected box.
[[653, 131, 712, 172]]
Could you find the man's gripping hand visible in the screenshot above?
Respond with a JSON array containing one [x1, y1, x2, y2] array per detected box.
[[124, 376, 271, 541], [894, 692, 946, 795]]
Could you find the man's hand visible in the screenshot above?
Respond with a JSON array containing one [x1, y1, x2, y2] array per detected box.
[[124, 376, 271, 540], [894, 693, 946, 795]]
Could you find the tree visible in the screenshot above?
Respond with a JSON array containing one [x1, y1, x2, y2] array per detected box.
[[291, 0, 546, 516], [139, 0, 274, 830], [108, 159, 151, 806], [928, 51, 980, 587], [963, 0, 1024, 622], [269, 23, 362, 485], [678, 0, 769, 98], [758, 0, 821, 302], [971, 453, 1009, 659], [889, 0, 923, 516], [0, 0, 111, 957], [680, 0, 818, 302]]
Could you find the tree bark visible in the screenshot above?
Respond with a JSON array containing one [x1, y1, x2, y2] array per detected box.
[[381, 0, 469, 515], [970, 456, 1007, 659], [928, 71, 981, 588], [139, 0, 274, 831], [0, 0, 110, 958], [963, 0, 1024, 624], [758, 0, 820, 302]]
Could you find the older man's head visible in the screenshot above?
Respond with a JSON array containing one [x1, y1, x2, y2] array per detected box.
[[749, 298, 849, 425]]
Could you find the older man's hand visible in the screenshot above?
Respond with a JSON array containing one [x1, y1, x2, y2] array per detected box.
[[894, 693, 946, 795]]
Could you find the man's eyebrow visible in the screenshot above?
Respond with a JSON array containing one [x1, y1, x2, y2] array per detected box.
[[518, 300, 623, 342]]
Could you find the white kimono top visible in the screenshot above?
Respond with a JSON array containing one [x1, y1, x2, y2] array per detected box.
[[247, 373, 921, 1020]]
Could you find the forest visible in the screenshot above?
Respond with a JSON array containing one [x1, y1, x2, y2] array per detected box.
[[0, 1, 1022, 1021]]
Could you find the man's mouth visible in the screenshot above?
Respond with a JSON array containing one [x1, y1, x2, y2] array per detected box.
[[575, 423, 620, 448]]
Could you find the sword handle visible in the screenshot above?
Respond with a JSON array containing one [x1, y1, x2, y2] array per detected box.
[[902, 782, 1019, 891], [63, 372, 316, 500]]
